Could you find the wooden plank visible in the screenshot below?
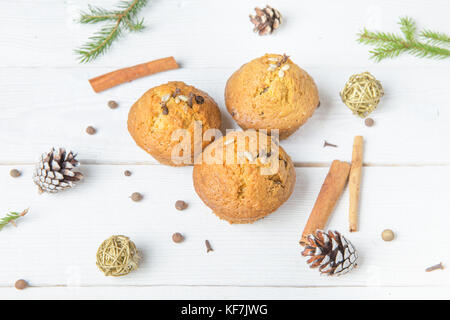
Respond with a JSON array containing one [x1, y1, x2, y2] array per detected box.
[[0, 0, 449, 68], [0, 165, 448, 287], [0, 66, 448, 164], [2, 286, 450, 300]]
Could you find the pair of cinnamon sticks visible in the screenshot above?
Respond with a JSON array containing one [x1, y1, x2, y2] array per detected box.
[[300, 136, 363, 244]]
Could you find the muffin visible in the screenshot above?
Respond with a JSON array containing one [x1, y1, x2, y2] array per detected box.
[[225, 54, 319, 140], [128, 81, 222, 166], [193, 130, 296, 223]]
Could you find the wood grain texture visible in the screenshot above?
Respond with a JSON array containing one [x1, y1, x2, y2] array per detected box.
[[0, 66, 449, 164], [2, 286, 450, 300], [0, 0, 449, 299], [0, 165, 449, 288]]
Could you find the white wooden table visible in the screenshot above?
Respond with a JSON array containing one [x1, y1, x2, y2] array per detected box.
[[1, 0, 449, 300]]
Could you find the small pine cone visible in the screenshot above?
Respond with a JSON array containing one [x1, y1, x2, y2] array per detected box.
[[301, 230, 358, 276], [249, 5, 282, 36], [33, 147, 83, 193]]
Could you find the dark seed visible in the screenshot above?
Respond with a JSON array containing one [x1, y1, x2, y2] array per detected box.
[[172, 232, 184, 243], [365, 118, 375, 127], [108, 100, 118, 109], [124, 170, 132, 177], [172, 88, 181, 98], [162, 106, 169, 115], [15, 279, 28, 290], [10, 169, 21, 178], [175, 200, 188, 211], [187, 93, 194, 108], [195, 95, 204, 104], [130, 192, 143, 202], [86, 126, 96, 135]]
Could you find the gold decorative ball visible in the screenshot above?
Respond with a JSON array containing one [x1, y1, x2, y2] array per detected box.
[[340, 72, 384, 118], [96, 235, 140, 277]]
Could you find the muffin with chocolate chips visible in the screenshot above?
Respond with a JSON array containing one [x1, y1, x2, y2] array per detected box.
[[193, 130, 296, 223], [225, 54, 319, 140], [128, 81, 222, 166]]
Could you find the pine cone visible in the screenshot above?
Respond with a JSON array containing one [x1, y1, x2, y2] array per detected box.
[[301, 230, 358, 276], [249, 5, 282, 36], [33, 148, 83, 193]]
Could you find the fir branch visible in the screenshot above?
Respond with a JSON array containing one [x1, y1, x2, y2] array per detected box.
[[78, 5, 117, 24], [75, 0, 148, 63], [0, 208, 28, 231], [399, 16, 416, 42], [357, 17, 450, 62], [420, 29, 450, 47]]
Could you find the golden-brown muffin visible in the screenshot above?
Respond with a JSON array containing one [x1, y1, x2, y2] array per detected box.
[[225, 54, 319, 140], [128, 81, 222, 166], [193, 130, 296, 224]]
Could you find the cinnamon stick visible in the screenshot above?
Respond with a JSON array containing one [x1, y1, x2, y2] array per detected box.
[[349, 136, 363, 232], [300, 160, 351, 245], [89, 56, 179, 93]]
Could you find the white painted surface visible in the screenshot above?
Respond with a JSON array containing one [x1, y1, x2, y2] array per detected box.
[[0, 0, 449, 299]]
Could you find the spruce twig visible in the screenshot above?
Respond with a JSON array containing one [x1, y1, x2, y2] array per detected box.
[[0, 208, 29, 231], [357, 16, 450, 62], [420, 30, 450, 47], [75, 0, 148, 63]]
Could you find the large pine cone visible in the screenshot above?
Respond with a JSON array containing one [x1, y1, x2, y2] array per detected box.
[[249, 5, 282, 36], [301, 230, 358, 276], [33, 148, 83, 193]]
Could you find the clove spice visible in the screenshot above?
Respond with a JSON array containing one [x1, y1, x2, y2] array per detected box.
[[425, 262, 444, 272], [205, 240, 213, 253], [323, 140, 338, 148]]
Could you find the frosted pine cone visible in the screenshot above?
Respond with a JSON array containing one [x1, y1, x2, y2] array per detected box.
[[249, 5, 282, 36], [33, 147, 83, 193], [301, 230, 358, 276]]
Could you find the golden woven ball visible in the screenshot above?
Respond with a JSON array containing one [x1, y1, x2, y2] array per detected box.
[[340, 72, 384, 118], [96, 235, 140, 277]]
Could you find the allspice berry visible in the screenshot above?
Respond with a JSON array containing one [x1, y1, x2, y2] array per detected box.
[[10, 169, 21, 178], [124, 170, 132, 177], [108, 100, 119, 109], [382, 229, 395, 241], [365, 118, 375, 127], [130, 192, 143, 202], [172, 232, 184, 243], [86, 126, 97, 135], [14, 279, 28, 290], [175, 200, 188, 211]]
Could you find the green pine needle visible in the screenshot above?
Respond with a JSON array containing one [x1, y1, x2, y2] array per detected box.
[[0, 208, 29, 231], [357, 17, 450, 62], [420, 29, 450, 47], [399, 16, 416, 42], [75, 0, 148, 63]]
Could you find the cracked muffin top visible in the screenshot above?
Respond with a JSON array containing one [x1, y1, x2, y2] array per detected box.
[[225, 54, 319, 140], [128, 81, 222, 166], [193, 130, 296, 224]]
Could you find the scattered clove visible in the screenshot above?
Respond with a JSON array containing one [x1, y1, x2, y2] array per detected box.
[[323, 140, 338, 148], [205, 240, 213, 253], [425, 262, 444, 272]]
